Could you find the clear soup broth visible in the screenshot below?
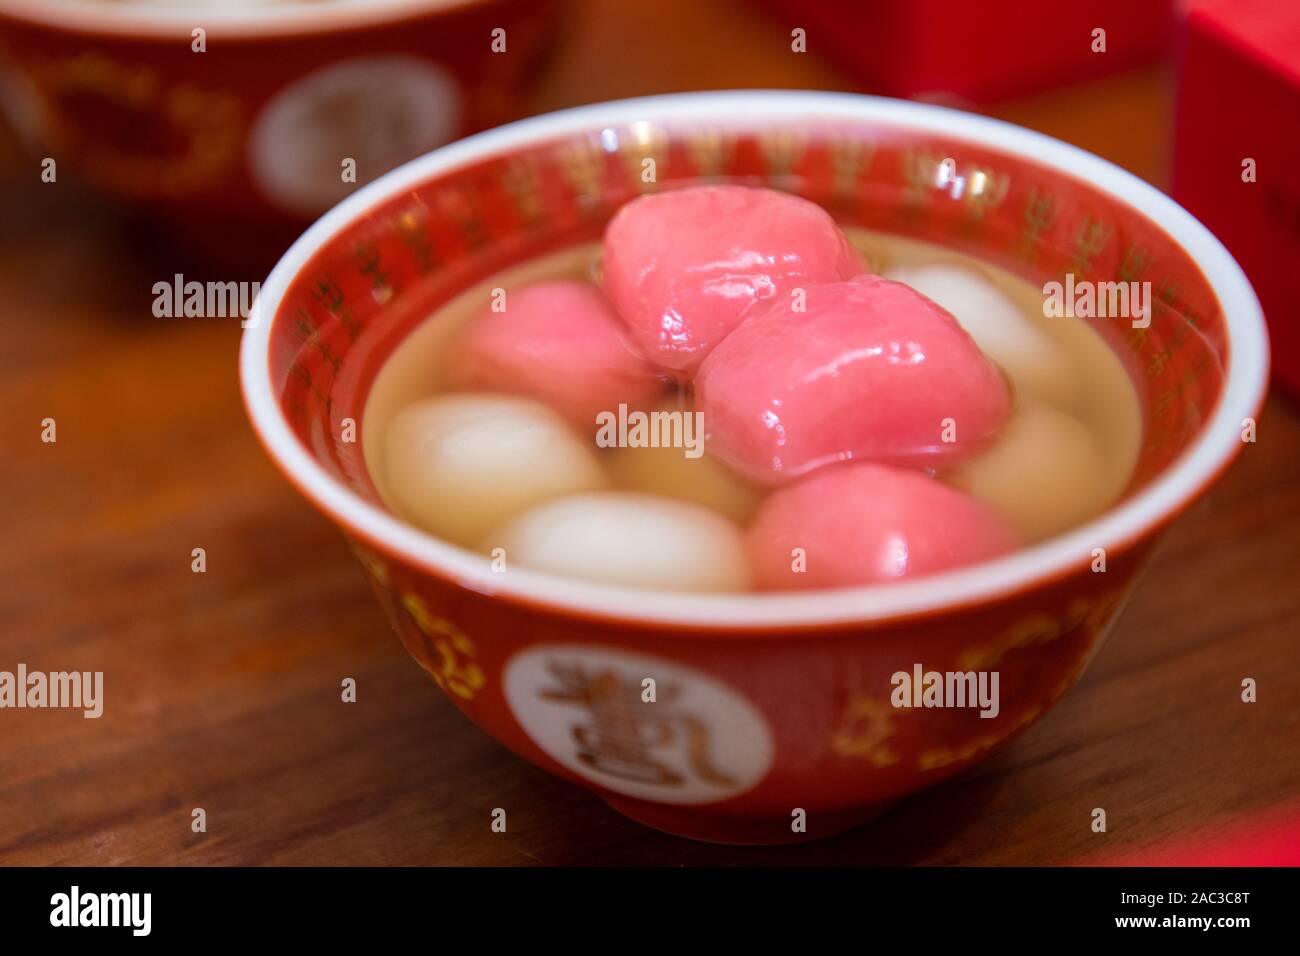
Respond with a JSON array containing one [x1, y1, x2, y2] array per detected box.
[[363, 227, 1141, 594]]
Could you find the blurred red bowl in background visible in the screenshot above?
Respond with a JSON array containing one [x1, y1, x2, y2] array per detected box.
[[0, 0, 563, 264]]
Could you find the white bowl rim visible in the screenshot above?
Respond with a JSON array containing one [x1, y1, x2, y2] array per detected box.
[[240, 90, 1270, 630], [0, 0, 470, 38]]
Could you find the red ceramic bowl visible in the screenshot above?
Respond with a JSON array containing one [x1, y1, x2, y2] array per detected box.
[[240, 91, 1269, 844], [0, 0, 561, 262]]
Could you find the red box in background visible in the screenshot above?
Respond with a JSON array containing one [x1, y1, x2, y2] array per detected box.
[[749, 0, 1176, 102], [1174, 0, 1300, 398]]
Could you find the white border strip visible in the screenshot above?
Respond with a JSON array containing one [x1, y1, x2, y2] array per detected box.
[[240, 91, 1269, 629]]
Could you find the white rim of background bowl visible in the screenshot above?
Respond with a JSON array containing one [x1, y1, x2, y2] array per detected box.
[[0, 0, 469, 38], [240, 90, 1269, 630]]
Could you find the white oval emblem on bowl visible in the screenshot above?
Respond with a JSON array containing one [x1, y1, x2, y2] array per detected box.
[[249, 54, 461, 216], [504, 644, 775, 805]]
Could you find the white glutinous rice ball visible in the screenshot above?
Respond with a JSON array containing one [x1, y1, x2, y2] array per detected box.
[[887, 261, 1081, 409], [948, 400, 1111, 542], [384, 393, 607, 546], [604, 397, 760, 524], [607, 443, 760, 524], [482, 492, 752, 593]]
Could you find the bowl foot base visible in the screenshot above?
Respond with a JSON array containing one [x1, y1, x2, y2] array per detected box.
[[601, 795, 901, 845]]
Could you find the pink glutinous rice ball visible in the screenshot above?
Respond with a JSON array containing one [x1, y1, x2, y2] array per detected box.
[[747, 462, 1019, 590], [450, 279, 666, 428], [695, 274, 1012, 485], [601, 184, 863, 375]]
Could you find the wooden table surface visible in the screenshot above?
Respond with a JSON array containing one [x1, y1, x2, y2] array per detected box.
[[1, 0, 1297, 866]]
